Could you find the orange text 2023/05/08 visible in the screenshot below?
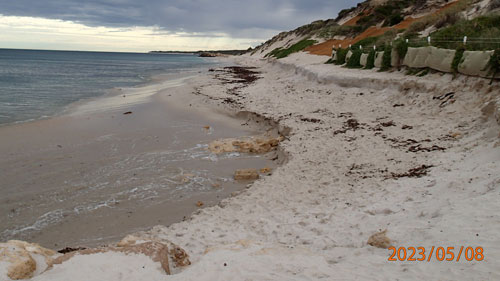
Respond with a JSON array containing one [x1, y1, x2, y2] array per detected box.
[[388, 246, 484, 262]]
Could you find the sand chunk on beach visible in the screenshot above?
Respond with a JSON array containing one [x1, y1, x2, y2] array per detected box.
[[234, 169, 260, 180], [209, 136, 282, 154], [49, 241, 171, 275], [367, 230, 392, 249]]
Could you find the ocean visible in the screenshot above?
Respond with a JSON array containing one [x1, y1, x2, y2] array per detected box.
[[0, 49, 213, 125]]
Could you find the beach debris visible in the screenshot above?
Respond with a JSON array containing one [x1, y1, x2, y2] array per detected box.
[[196, 201, 204, 207], [408, 144, 446, 153], [169, 246, 191, 268], [50, 241, 171, 275], [346, 119, 360, 129], [0, 240, 56, 280], [380, 121, 396, 127], [433, 92, 455, 107], [203, 125, 211, 130], [333, 118, 361, 135], [393, 103, 405, 107], [367, 230, 392, 249], [402, 125, 413, 130], [123, 111, 133, 115], [300, 117, 322, 123], [221, 66, 260, 84], [338, 112, 353, 118], [234, 169, 260, 180], [390, 165, 434, 179], [57, 247, 87, 254], [209, 135, 282, 154], [260, 167, 272, 174]]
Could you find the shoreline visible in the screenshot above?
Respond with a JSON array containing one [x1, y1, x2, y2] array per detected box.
[[0, 59, 283, 249]]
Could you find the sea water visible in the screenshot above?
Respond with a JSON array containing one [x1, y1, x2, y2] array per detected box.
[[0, 49, 213, 125]]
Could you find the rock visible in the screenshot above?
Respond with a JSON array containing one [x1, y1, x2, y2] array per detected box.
[[49, 241, 171, 275], [199, 52, 217, 57], [0, 240, 57, 280], [367, 230, 392, 249], [123, 111, 133, 115], [196, 201, 204, 207], [234, 169, 260, 180]]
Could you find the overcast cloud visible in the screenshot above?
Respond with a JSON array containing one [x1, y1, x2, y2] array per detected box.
[[0, 0, 360, 39]]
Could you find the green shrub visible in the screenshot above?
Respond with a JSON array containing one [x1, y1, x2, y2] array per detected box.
[[346, 49, 363, 68], [335, 48, 349, 65], [380, 45, 393, 71], [430, 15, 500, 50], [317, 25, 363, 39], [406, 68, 421, 75], [404, 0, 473, 38], [485, 48, 500, 83], [365, 49, 376, 69], [352, 36, 380, 50], [265, 47, 283, 58], [451, 46, 466, 73], [394, 39, 409, 61], [394, 39, 408, 63], [336, 7, 356, 21], [377, 29, 399, 46], [268, 39, 318, 59], [387, 12, 404, 26], [417, 68, 430, 77]]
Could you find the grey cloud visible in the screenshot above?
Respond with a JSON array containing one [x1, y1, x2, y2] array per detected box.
[[0, 0, 361, 39]]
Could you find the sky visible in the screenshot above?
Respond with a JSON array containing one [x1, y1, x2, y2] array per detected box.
[[0, 0, 360, 52]]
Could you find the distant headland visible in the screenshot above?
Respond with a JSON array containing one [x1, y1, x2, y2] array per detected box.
[[149, 49, 249, 57]]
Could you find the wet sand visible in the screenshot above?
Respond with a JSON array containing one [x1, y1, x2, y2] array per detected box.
[[0, 71, 277, 248]]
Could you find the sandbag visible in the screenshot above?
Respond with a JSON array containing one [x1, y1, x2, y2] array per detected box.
[[403, 46, 432, 68], [346, 51, 353, 61], [360, 53, 369, 67], [458, 50, 494, 78], [374, 51, 384, 68], [425, 46, 455, 73]]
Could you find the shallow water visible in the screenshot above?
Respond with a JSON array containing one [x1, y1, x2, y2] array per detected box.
[[0, 49, 213, 125]]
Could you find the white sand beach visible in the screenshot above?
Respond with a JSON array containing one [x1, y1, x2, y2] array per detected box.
[[2, 52, 500, 280]]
